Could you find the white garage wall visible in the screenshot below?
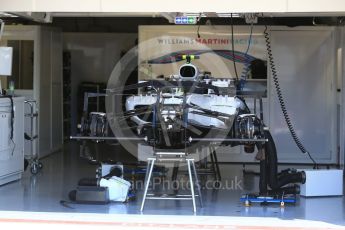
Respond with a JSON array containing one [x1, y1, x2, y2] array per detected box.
[[219, 27, 339, 164], [268, 27, 337, 164], [62, 33, 137, 134]]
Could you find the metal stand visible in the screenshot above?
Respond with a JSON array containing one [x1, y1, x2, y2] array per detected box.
[[24, 100, 42, 174], [140, 153, 203, 213]]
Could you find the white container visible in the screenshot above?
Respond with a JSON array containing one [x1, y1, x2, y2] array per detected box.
[[298, 169, 343, 197], [0, 47, 13, 76], [100, 176, 131, 202]]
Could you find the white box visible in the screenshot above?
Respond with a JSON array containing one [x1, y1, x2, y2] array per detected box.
[[138, 143, 154, 161], [100, 176, 131, 202], [0, 47, 13, 76], [298, 169, 343, 197]]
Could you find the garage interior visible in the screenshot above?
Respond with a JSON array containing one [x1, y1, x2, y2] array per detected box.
[[0, 1, 345, 229]]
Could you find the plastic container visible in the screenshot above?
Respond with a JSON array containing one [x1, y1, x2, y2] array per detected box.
[[100, 176, 131, 202]]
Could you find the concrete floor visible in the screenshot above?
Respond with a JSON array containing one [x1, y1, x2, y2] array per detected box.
[[0, 142, 344, 226]]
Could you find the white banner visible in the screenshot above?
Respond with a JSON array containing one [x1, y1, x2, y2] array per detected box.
[[138, 25, 267, 80]]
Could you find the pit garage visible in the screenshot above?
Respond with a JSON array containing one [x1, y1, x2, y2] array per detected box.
[[0, 1, 344, 229]]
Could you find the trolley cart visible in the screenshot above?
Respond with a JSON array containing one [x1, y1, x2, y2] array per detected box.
[[24, 100, 43, 174]]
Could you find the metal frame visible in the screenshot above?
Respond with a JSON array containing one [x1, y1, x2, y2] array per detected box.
[[140, 155, 203, 213]]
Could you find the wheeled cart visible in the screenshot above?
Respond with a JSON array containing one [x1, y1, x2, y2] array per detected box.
[[24, 100, 43, 174]]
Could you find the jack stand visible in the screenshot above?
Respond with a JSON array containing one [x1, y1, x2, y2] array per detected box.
[[240, 192, 296, 206]]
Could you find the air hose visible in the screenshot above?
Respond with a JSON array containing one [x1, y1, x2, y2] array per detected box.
[[263, 25, 317, 168]]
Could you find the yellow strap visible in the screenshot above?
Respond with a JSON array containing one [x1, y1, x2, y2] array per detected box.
[[182, 55, 195, 60]]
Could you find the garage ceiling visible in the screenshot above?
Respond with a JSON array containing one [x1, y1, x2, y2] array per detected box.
[[0, 0, 345, 15]]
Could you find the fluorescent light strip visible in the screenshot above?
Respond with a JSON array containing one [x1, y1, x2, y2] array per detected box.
[[0, 12, 18, 17], [217, 13, 241, 17], [183, 13, 206, 17], [182, 12, 241, 18]]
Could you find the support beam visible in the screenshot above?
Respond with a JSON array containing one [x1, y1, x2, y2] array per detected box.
[[11, 12, 52, 23]]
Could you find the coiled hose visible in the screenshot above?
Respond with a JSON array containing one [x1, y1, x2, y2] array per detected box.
[[263, 25, 317, 168]]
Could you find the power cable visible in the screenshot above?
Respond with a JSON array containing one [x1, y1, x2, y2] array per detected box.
[[244, 23, 254, 55], [241, 23, 254, 79], [230, 13, 239, 81], [197, 13, 202, 38]]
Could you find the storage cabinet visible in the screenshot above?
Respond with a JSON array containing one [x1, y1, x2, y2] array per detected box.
[[0, 97, 24, 185]]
